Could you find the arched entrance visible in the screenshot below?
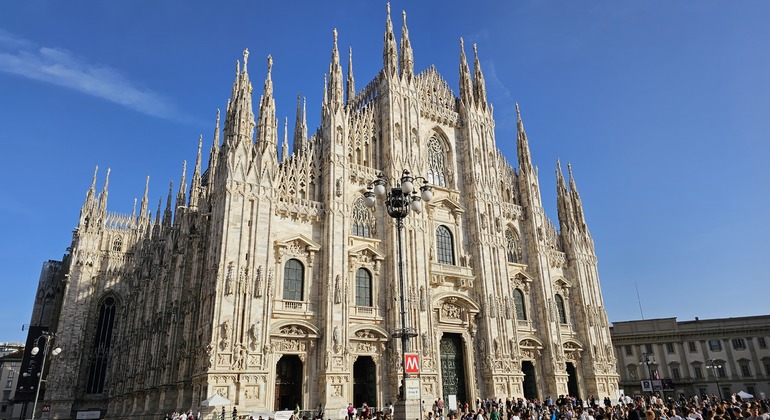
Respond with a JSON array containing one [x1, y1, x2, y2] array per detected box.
[[522, 361, 538, 399], [440, 333, 467, 404], [353, 356, 377, 408], [274, 355, 303, 411], [566, 362, 580, 398]]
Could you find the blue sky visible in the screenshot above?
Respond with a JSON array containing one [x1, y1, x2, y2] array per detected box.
[[1, 2, 769, 342]]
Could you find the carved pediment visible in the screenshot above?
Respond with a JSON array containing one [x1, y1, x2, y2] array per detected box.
[[348, 244, 385, 268], [563, 340, 583, 351], [270, 321, 320, 338], [350, 325, 389, 341], [428, 196, 465, 214], [275, 234, 321, 254], [519, 338, 544, 349]]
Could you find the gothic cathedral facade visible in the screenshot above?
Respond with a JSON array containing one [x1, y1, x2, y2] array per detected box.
[[29, 6, 618, 419]]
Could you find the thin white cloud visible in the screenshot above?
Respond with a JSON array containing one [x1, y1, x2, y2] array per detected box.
[[0, 29, 183, 121]]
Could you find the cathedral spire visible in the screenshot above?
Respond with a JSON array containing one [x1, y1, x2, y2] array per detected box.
[[79, 166, 99, 227], [568, 163, 588, 233], [293, 93, 307, 153], [130, 198, 137, 227], [399, 10, 414, 81], [176, 160, 187, 211], [458, 38, 474, 107], [383, 3, 399, 78], [153, 196, 162, 237], [281, 117, 289, 163], [139, 176, 150, 220], [516, 103, 534, 176], [516, 103, 542, 208], [256, 55, 278, 153], [189, 135, 202, 209], [224, 49, 254, 148], [326, 29, 344, 111], [346, 47, 355, 105], [556, 160, 576, 232], [472, 43, 488, 111], [163, 181, 173, 228], [98, 167, 110, 215]]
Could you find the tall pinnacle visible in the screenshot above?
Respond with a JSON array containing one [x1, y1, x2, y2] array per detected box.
[[556, 160, 575, 231], [139, 176, 150, 220], [98, 167, 111, 214], [383, 3, 398, 78], [163, 181, 173, 227], [472, 43, 488, 110], [568, 163, 588, 232], [176, 160, 187, 210], [256, 55, 277, 151], [458, 38, 474, 106], [326, 29, 343, 109], [224, 49, 255, 147], [399, 10, 414, 81], [281, 117, 289, 163], [346, 47, 355, 105], [293, 93, 307, 152], [189, 135, 203, 209]]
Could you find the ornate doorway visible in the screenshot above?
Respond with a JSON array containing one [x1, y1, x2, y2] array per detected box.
[[566, 362, 580, 398], [440, 333, 467, 403], [353, 356, 377, 408], [522, 361, 538, 399], [274, 355, 303, 411]]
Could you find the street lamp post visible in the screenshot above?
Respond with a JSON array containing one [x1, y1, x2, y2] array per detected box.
[[24, 332, 62, 420], [706, 359, 723, 402], [364, 170, 432, 416], [639, 352, 656, 397]]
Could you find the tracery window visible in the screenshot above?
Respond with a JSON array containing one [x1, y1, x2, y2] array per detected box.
[[86, 296, 116, 394], [283, 259, 304, 301], [555, 294, 567, 324], [513, 288, 527, 320], [505, 228, 521, 263], [427, 136, 447, 187], [351, 197, 374, 238], [355, 268, 373, 307], [436, 225, 455, 265], [112, 237, 122, 252]]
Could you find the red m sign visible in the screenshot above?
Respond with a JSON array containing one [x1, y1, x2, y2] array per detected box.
[[404, 353, 420, 373]]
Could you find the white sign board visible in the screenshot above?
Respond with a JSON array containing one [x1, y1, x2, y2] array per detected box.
[[405, 378, 421, 400], [76, 411, 101, 420], [274, 411, 294, 420], [448, 395, 457, 411]]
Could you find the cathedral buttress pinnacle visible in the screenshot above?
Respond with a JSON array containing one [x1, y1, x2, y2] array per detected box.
[[346, 47, 355, 105], [472, 43, 488, 111], [139, 176, 150, 221], [176, 160, 187, 212], [281, 117, 289, 163], [224, 50, 255, 149], [516, 103, 542, 208], [325, 29, 343, 112], [568, 163, 589, 234], [163, 181, 173, 228], [383, 3, 399, 78], [189, 136, 202, 210], [97, 167, 110, 216], [399, 10, 414, 81], [293, 93, 307, 153], [556, 160, 576, 233], [458, 38, 474, 107]]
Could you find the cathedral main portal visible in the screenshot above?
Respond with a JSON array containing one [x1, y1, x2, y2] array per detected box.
[[274, 355, 303, 411], [440, 333, 467, 404]]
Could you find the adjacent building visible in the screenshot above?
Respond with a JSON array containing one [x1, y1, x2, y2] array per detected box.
[[611, 316, 770, 400], [0, 344, 24, 420], [22, 6, 618, 419]]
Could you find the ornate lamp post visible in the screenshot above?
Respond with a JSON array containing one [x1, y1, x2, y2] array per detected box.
[[639, 352, 656, 396], [364, 170, 432, 414], [23, 332, 62, 420], [706, 359, 723, 401]]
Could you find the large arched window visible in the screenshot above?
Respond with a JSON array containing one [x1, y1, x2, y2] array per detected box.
[[283, 259, 304, 301], [355, 268, 373, 307], [436, 225, 455, 265], [505, 228, 521, 263], [351, 197, 374, 238], [513, 289, 527, 320], [555, 294, 567, 324], [86, 296, 116, 394], [427, 136, 447, 187], [112, 237, 122, 252]]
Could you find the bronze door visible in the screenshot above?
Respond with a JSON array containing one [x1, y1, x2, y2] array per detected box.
[[440, 333, 467, 403]]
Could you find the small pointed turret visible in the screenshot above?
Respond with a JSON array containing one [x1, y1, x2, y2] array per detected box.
[[79, 166, 99, 227], [568, 163, 588, 233], [189, 135, 203, 209], [516, 103, 543, 208], [556, 160, 576, 232], [383, 3, 399, 78], [176, 160, 187, 210], [346, 47, 355, 105], [458, 38, 474, 106], [208, 109, 221, 186], [153, 196, 162, 236], [256, 55, 278, 152], [162, 181, 173, 227], [86, 166, 98, 206], [293, 94, 308, 152], [516, 103, 534, 176], [130, 198, 137, 226], [326, 29, 344, 110], [472, 43, 488, 110], [224, 49, 254, 148], [399, 10, 414, 81], [281, 117, 289, 163], [97, 168, 110, 215], [139, 176, 150, 220]]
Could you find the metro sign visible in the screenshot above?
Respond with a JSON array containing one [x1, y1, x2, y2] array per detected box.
[[404, 352, 420, 373]]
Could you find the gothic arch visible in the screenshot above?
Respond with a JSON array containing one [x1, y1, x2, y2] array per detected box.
[[426, 130, 454, 188], [269, 320, 321, 338]]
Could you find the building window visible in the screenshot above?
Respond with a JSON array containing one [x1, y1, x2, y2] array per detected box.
[[6, 371, 12, 379], [0, 404, 6, 413], [86, 296, 116, 394], [355, 268, 372, 307], [513, 289, 527, 320], [765, 362, 770, 376], [671, 366, 681, 380], [708, 339, 722, 351], [4, 381, 10, 389], [1, 391, 7, 400], [688, 342, 697, 353], [645, 344, 653, 354], [427, 136, 447, 187], [505, 228, 521, 263], [283, 259, 304, 301], [740, 363, 751, 377], [627, 365, 638, 380], [625, 345, 633, 356], [666, 343, 675, 354], [694, 366, 703, 379], [732, 338, 746, 350], [554, 294, 567, 324], [351, 197, 374, 238], [112, 237, 122, 252], [717, 365, 726, 378], [436, 225, 455, 265], [758, 337, 767, 349]]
